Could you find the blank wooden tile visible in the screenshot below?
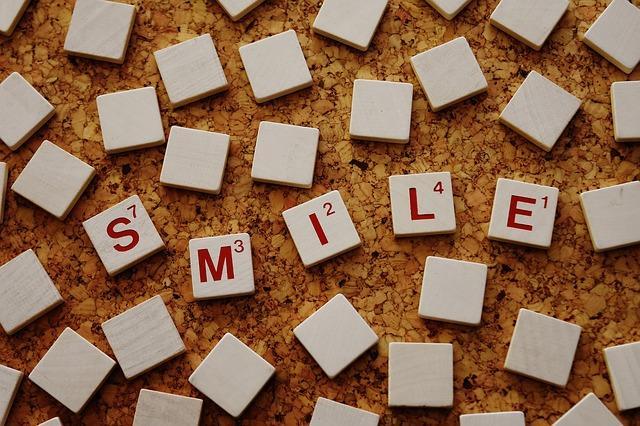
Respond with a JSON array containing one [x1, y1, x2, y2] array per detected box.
[[0, 364, 23, 426], [389, 172, 456, 236], [504, 309, 581, 387], [419, 256, 487, 326], [388, 342, 453, 407], [425, 0, 472, 20], [553, 393, 621, 426], [217, 0, 265, 21], [38, 418, 63, 426], [188, 333, 275, 417], [154, 34, 228, 108], [189, 233, 254, 300], [96, 87, 165, 154], [579, 181, 640, 252], [349, 79, 413, 143], [0, 163, 7, 224], [312, 0, 387, 51], [11, 140, 95, 219], [310, 397, 379, 426], [0, 249, 63, 335], [488, 178, 559, 249], [82, 194, 165, 276], [0, 0, 30, 36], [239, 30, 312, 103], [133, 389, 203, 426], [411, 37, 487, 112], [293, 294, 378, 378], [29, 328, 115, 413], [490, 0, 569, 50], [101, 295, 185, 379], [282, 190, 361, 267], [611, 81, 640, 143], [0, 72, 55, 151], [604, 342, 640, 411], [160, 126, 230, 194], [583, 0, 640, 74], [251, 122, 319, 188], [63, 0, 135, 64], [499, 71, 581, 151], [460, 412, 525, 426]]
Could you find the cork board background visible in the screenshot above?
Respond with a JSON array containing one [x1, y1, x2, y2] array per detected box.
[[1, 0, 640, 424]]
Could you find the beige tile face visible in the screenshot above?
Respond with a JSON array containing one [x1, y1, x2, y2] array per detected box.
[[0, 163, 7, 224], [293, 294, 378, 378], [38, 417, 63, 426], [188, 333, 275, 418], [101, 296, 185, 379], [552, 393, 621, 426], [425, 0, 472, 20], [0, 0, 30, 36], [604, 342, 640, 411], [239, 30, 312, 103], [583, 0, 640, 74], [63, 0, 135, 64], [504, 309, 581, 387], [411, 37, 487, 112], [217, 0, 265, 21], [312, 0, 387, 51], [499, 71, 581, 151], [310, 398, 379, 426], [133, 389, 203, 426], [11, 141, 95, 219], [611, 81, 640, 142], [28, 328, 115, 413], [460, 412, 525, 426], [0, 249, 63, 335], [0, 364, 23, 426], [0, 72, 55, 151], [154, 34, 228, 107]]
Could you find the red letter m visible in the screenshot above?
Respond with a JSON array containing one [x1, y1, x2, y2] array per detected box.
[[197, 246, 234, 282]]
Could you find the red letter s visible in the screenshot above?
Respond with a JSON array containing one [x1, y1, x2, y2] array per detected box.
[[107, 217, 140, 252]]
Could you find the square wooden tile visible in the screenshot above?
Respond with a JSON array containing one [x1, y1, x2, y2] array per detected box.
[[611, 81, 640, 142], [216, 0, 265, 21], [553, 393, 621, 426], [0, 162, 7, 224], [38, 418, 63, 426], [133, 389, 203, 426], [0, 0, 30, 36], [310, 397, 379, 426], [425, 0, 472, 20], [0, 364, 23, 425], [460, 412, 525, 426], [604, 342, 640, 411]]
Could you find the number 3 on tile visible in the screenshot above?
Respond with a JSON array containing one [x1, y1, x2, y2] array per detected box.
[[107, 204, 140, 252]]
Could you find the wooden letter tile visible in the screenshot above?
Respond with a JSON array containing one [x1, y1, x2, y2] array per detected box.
[[28, 328, 115, 413], [216, 0, 265, 21], [460, 412, 525, 426], [133, 389, 203, 426], [0, 364, 23, 426], [611, 81, 640, 143], [504, 309, 581, 387], [552, 393, 621, 426], [101, 295, 185, 379], [310, 397, 379, 426], [488, 178, 559, 248], [425, 0, 472, 20], [0, 162, 7, 224], [0, 0, 30, 36], [282, 190, 361, 267], [604, 342, 640, 411], [188, 333, 275, 417], [82, 194, 165, 276], [293, 294, 378, 379]]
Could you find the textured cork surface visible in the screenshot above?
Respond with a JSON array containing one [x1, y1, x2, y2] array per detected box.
[[1, 0, 639, 424]]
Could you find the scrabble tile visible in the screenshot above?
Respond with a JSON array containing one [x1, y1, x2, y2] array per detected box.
[[611, 81, 640, 143], [312, 0, 387, 51], [0, 163, 7, 224], [0, 72, 55, 151], [133, 389, 203, 426], [0, 0, 30, 36], [189, 233, 254, 300], [490, 0, 569, 50], [411, 37, 487, 112], [239, 30, 313, 103], [0, 364, 23, 426], [29, 328, 115, 413], [499, 71, 581, 151], [553, 393, 621, 426], [388, 172, 456, 236], [584, 0, 640, 74], [488, 178, 559, 249], [96, 87, 165, 154], [11, 141, 95, 220], [251, 122, 319, 188], [101, 295, 185, 379], [188, 333, 275, 417], [418, 256, 488, 326], [217, 0, 265, 21], [349, 79, 413, 143], [504, 309, 581, 387], [425, 0, 472, 20], [154, 34, 228, 108], [310, 397, 379, 426], [82, 195, 165, 276], [388, 342, 453, 407], [579, 181, 640, 252], [63, 0, 135, 64], [38, 418, 63, 426], [282, 190, 361, 267], [460, 412, 525, 426], [0, 249, 63, 335], [604, 342, 640, 411], [159, 126, 230, 194], [293, 294, 378, 378]]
